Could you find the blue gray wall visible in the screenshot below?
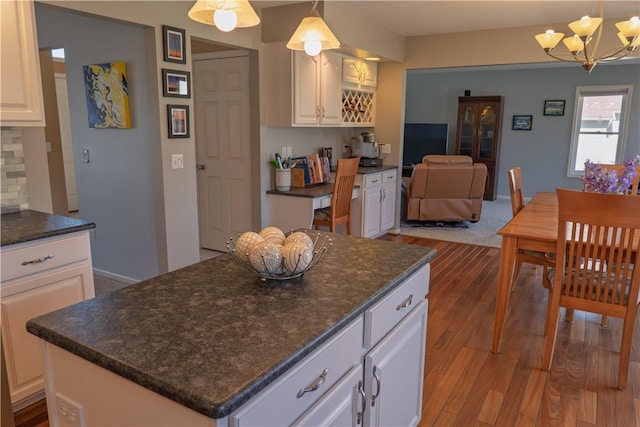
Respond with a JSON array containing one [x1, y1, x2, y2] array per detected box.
[[36, 5, 163, 281], [405, 62, 640, 199]]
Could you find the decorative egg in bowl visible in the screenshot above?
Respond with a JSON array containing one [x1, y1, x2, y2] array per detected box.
[[227, 228, 332, 281]]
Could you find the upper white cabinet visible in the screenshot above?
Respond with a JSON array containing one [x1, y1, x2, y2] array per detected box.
[[0, 0, 45, 127], [293, 51, 342, 126], [264, 42, 375, 127], [342, 58, 377, 88]]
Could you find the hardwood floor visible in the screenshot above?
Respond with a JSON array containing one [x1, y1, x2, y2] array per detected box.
[[14, 235, 639, 427]]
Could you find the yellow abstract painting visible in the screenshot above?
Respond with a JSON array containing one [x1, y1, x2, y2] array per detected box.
[[83, 61, 131, 128]]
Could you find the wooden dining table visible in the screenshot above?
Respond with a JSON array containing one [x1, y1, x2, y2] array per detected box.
[[492, 191, 558, 353]]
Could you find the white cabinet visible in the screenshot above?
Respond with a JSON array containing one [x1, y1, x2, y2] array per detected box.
[[353, 169, 398, 238], [0, 232, 94, 408], [264, 42, 375, 127], [342, 58, 377, 88], [293, 51, 342, 126], [0, 0, 45, 127]]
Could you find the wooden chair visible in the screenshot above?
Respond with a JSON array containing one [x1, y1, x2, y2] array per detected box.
[[507, 167, 553, 292], [542, 189, 640, 389], [313, 157, 360, 234]]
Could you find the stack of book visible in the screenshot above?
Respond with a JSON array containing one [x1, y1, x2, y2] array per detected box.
[[291, 154, 331, 187]]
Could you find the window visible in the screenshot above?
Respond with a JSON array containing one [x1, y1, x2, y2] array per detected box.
[[567, 85, 633, 177]]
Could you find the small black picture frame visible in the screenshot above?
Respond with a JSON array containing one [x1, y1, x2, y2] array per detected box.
[[163, 25, 186, 64], [167, 105, 190, 138], [512, 115, 533, 131], [162, 69, 190, 98], [543, 99, 566, 116]]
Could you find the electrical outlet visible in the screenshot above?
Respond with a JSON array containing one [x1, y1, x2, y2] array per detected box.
[[56, 393, 85, 427], [380, 144, 391, 154]]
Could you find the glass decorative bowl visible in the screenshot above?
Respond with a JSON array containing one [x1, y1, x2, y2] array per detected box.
[[227, 229, 332, 281]]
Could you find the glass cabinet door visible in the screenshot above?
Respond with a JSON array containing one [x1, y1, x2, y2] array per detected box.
[[458, 105, 475, 157], [478, 104, 496, 160]]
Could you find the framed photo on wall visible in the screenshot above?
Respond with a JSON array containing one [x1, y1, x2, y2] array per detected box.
[[543, 99, 566, 116], [162, 69, 190, 98], [163, 25, 186, 64], [512, 115, 533, 131], [167, 105, 190, 138]]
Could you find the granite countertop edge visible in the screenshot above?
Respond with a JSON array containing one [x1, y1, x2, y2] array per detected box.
[[26, 253, 435, 419], [1, 209, 96, 247]]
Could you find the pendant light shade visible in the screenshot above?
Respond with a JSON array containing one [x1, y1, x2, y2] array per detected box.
[[188, 0, 260, 31], [287, 16, 340, 56]]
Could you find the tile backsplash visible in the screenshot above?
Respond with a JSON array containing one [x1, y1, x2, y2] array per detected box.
[[1, 127, 29, 212]]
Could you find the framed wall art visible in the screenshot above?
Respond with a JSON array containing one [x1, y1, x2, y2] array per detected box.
[[82, 61, 131, 129], [167, 105, 190, 138], [512, 115, 533, 131], [162, 69, 190, 98], [543, 99, 566, 116], [163, 25, 186, 64]]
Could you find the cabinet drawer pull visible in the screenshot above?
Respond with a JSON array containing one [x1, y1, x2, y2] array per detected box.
[[396, 294, 413, 311], [296, 368, 328, 398], [357, 380, 366, 424], [371, 179, 378, 184], [21, 254, 55, 266], [371, 366, 381, 407]]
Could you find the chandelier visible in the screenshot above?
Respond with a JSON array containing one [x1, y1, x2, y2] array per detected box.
[[188, 0, 260, 32], [534, 1, 640, 72], [287, 0, 340, 56]]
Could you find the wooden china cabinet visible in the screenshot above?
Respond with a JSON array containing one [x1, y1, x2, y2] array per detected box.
[[455, 96, 504, 200]]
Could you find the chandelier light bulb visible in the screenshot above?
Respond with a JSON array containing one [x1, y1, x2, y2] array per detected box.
[[304, 40, 322, 56], [214, 9, 238, 32]]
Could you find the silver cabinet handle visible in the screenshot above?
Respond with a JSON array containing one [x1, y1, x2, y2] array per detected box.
[[297, 368, 328, 398], [357, 380, 366, 425], [371, 366, 381, 407], [396, 294, 413, 311], [321, 105, 326, 119], [21, 254, 55, 266]]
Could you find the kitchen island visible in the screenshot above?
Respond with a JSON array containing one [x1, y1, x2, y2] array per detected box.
[[27, 232, 435, 426]]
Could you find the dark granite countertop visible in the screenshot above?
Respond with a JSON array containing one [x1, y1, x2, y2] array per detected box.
[[27, 232, 435, 419], [356, 164, 398, 174], [267, 183, 360, 198], [1, 210, 96, 247]]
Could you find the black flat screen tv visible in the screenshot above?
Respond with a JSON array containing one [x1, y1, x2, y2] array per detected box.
[[402, 123, 449, 166]]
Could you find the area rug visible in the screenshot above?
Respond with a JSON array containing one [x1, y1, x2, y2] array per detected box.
[[400, 198, 512, 248]]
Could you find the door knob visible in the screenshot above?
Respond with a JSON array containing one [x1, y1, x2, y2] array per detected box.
[[196, 164, 205, 171]]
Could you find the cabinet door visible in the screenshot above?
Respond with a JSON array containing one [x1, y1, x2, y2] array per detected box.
[[477, 102, 500, 162], [1, 264, 92, 403], [320, 52, 342, 125], [362, 187, 381, 238], [293, 52, 320, 125], [364, 300, 427, 427], [456, 103, 476, 157], [293, 364, 363, 427], [0, 0, 45, 126], [379, 181, 396, 233]]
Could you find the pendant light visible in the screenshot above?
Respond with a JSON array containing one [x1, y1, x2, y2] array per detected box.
[[287, 0, 340, 56], [188, 0, 260, 32]]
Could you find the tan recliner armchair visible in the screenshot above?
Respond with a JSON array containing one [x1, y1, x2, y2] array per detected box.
[[401, 155, 487, 222]]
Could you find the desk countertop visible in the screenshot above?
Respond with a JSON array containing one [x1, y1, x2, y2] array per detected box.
[[27, 232, 436, 419]]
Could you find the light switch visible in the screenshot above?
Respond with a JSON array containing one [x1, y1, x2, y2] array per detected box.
[[171, 154, 184, 169], [82, 149, 90, 163], [380, 144, 391, 154]]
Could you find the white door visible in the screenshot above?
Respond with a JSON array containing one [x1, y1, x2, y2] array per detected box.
[[194, 55, 252, 251], [54, 73, 78, 212]]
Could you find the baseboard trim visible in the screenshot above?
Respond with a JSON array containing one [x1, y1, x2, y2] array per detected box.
[[93, 268, 138, 285]]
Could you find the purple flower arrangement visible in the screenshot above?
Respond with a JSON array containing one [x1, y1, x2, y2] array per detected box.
[[581, 155, 640, 194]]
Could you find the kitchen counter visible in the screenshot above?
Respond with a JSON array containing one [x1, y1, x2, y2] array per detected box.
[[27, 232, 435, 419], [1, 209, 95, 247], [357, 164, 398, 174]]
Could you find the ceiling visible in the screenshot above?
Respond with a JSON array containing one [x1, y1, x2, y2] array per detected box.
[[251, 1, 640, 38]]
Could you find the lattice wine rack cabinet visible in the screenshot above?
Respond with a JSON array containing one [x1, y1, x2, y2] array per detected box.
[[342, 90, 375, 125]]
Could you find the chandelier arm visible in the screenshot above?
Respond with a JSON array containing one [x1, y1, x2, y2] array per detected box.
[[544, 50, 585, 63], [588, 0, 605, 61]]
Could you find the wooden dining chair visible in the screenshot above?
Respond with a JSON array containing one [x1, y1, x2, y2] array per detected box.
[[542, 189, 640, 389], [313, 157, 360, 234], [507, 167, 553, 292]]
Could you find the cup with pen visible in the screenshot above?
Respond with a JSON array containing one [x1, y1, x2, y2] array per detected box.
[[273, 153, 291, 191]]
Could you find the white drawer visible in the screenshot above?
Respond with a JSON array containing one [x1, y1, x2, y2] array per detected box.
[[363, 172, 382, 188], [364, 263, 430, 348], [381, 169, 397, 183], [230, 316, 364, 427], [1, 232, 91, 283]]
